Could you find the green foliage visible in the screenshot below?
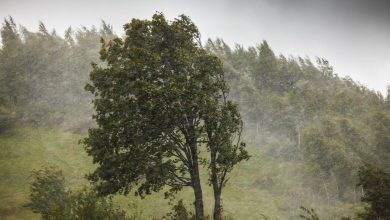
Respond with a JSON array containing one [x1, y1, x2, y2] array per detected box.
[[29, 166, 130, 220], [299, 206, 320, 220], [371, 111, 390, 169], [254, 41, 280, 91], [85, 12, 209, 196], [164, 200, 194, 220], [0, 17, 23, 132], [0, 18, 115, 133], [302, 116, 361, 200], [68, 189, 129, 220], [29, 166, 70, 219], [206, 38, 389, 204], [0, 94, 16, 133], [356, 165, 390, 220]]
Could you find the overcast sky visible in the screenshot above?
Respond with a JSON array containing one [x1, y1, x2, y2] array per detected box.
[[1, 0, 389, 94]]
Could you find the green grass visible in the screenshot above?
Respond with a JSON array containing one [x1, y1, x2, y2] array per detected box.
[[0, 128, 361, 219], [0, 128, 92, 219]]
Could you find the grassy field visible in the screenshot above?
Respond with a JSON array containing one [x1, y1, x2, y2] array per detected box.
[[0, 128, 361, 219]]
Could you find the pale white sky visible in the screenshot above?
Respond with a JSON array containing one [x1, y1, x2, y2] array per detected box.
[[1, 0, 389, 94]]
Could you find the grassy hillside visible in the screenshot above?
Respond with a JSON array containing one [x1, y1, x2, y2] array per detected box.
[[0, 128, 91, 219], [0, 128, 362, 219]]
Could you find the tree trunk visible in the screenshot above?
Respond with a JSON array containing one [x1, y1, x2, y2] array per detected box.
[[210, 148, 222, 220], [190, 143, 204, 220], [213, 188, 222, 220], [192, 168, 204, 220]]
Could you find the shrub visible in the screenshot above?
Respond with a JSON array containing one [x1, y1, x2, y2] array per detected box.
[[70, 189, 128, 220], [29, 166, 70, 219], [164, 200, 194, 220], [29, 166, 130, 220]]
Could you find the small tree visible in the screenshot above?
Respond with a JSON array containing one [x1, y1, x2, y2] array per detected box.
[[356, 164, 390, 220], [204, 90, 249, 220], [29, 166, 70, 219]]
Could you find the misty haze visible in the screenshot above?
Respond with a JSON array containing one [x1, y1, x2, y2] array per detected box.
[[0, 1, 389, 220]]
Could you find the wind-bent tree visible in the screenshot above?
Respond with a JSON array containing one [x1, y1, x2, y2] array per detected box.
[[84, 13, 248, 219], [204, 89, 249, 220]]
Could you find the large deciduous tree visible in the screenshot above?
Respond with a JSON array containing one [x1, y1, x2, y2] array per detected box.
[[83, 13, 248, 220]]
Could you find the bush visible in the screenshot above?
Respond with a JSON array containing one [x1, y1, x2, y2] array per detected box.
[[70, 189, 128, 220], [163, 200, 231, 220], [164, 200, 194, 220], [29, 166, 130, 220], [29, 166, 70, 219]]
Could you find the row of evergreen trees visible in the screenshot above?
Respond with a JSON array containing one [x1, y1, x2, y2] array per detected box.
[[0, 17, 116, 132], [206, 39, 390, 202]]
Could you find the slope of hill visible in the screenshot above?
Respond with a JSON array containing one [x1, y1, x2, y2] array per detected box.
[[0, 128, 363, 220]]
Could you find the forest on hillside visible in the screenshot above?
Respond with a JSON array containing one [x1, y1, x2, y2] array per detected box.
[[0, 14, 389, 220]]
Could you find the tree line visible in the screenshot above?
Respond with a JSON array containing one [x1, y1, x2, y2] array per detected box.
[[0, 17, 114, 133], [206, 38, 390, 201]]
